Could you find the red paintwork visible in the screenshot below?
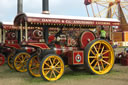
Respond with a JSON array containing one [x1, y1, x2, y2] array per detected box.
[[68, 51, 84, 65], [48, 35, 55, 43], [54, 44, 62, 55], [84, 0, 92, 5], [121, 57, 128, 66], [80, 31, 95, 49], [0, 54, 5, 66], [27, 43, 50, 49], [5, 44, 21, 49]]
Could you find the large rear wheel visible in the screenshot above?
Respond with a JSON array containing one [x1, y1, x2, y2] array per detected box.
[[13, 52, 31, 72], [84, 39, 115, 75], [40, 54, 64, 81], [27, 55, 41, 77]]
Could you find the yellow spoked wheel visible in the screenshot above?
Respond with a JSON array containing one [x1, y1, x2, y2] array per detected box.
[[84, 39, 114, 75], [13, 52, 31, 72], [7, 53, 14, 69], [40, 54, 64, 81], [27, 55, 41, 77]]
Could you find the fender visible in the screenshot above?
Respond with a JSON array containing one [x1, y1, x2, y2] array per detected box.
[[27, 43, 50, 50], [5, 44, 21, 49]]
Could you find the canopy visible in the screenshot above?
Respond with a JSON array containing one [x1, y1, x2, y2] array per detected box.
[[0, 22, 16, 29], [14, 13, 120, 27]]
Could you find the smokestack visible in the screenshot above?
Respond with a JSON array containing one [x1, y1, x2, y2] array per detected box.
[[42, 0, 50, 14], [17, 0, 23, 14]]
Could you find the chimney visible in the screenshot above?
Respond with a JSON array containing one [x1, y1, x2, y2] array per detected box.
[[17, 0, 23, 14], [42, 0, 50, 14]]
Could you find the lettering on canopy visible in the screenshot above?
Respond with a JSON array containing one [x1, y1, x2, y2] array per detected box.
[[27, 17, 120, 26]]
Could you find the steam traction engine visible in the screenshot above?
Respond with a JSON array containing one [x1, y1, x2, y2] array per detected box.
[[14, 13, 120, 81], [0, 22, 20, 66], [0, 22, 5, 66]]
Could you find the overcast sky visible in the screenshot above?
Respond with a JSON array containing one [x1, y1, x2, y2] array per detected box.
[[0, 0, 86, 22]]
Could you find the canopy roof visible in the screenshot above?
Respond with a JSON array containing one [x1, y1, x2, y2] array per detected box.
[[14, 13, 120, 27], [0, 21, 17, 30]]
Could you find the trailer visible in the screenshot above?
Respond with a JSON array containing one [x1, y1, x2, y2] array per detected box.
[[14, 13, 120, 81]]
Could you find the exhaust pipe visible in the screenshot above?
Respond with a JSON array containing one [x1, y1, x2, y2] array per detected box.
[[17, 0, 23, 14], [42, 0, 50, 14]]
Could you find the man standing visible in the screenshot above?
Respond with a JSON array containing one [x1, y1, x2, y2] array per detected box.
[[100, 26, 106, 39]]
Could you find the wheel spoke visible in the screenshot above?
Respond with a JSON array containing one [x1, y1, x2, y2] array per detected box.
[[97, 61, 101, 72], [54, 69, 60, 73], [94, 46, 98, 54], [89, 56, 96, 58], [49, 58, 53, 66], [21, 55, 24, 60], [102, 50, 110, 55], [45, 70, 50, 76], [55, 67, 62, 69], [53, 58, 56, 65], [55, 61, 60, 67], [52, 71, 57, 78], [50, 70, 53, 79], [100, 61, 104, 70], [101, 46, 104, 54], [31, 66, 38, 70], [44, 68, 51, 70], [102, 56, 109, 58], [90, 59, 96, 65], [45, 62, 50, 67], [17, 57, 22, 61], [18, 64, 24, 70], [15, 60, 21, 63], [90, 49, 96, 56], [98, 43, 101, 52], [93, 61, 98, 69], [102, 60, 110, 65]]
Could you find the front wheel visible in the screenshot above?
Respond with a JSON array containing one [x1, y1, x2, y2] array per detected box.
[[84, 39, 115, 75], [0, 54, 5, 66], [13, 52, 31, 72], [27, 55, 41, 77], [7, 53, 14, 69], [40, 54, 64, 81]]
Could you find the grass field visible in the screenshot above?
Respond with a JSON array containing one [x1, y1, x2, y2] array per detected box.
[[0, 63, 128, 85]]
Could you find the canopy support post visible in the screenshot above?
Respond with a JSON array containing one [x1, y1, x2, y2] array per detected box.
[[25, 22, 28, 42], [43, 26, 49, 44]]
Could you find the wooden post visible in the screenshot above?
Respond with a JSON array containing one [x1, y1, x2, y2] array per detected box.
[[3, 29, 5, 43], [0, 28, 2, 43], [20, 23, 23, 42], [25, 22, 28, 42]]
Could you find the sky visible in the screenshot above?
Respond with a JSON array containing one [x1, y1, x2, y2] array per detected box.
[[0, 0, 86, 22]]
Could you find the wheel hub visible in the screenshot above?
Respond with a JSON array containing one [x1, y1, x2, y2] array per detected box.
[[96, 54, 103, 61], [50, 66, 55, 70]]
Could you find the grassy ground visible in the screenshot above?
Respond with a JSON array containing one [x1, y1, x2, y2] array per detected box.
[[0, 64, 128, 85]]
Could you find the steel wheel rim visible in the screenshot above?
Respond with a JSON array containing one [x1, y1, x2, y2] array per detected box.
[[42, 55, 64, 81], [8, 54, 14, 69], [29, 56, 41, 77], [88, 40, 114, 74], [14, 53, 30, 72]]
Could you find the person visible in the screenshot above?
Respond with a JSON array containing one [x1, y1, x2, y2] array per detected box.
[[100, 26, 106, 39]]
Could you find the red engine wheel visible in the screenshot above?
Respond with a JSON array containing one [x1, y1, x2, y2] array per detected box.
[[80, 31, 96, 49], [0, 54, 5, 66]]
